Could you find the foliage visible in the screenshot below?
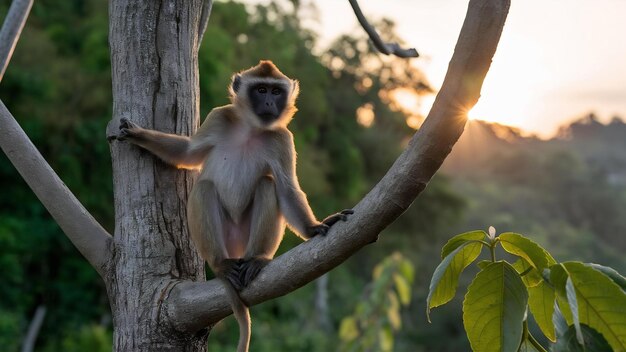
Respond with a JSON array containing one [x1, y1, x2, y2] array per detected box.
[[427, 228, 626, 352], [55, 325, 112, 352], [339, 252, 414, 352]]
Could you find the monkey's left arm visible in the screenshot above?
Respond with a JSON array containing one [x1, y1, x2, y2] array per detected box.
[[271, 131, 352, 239]]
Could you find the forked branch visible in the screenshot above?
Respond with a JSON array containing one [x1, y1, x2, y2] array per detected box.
[[165, 0, 511, 333], [348, 0, 419, 58], [0, 0, 112, 275]]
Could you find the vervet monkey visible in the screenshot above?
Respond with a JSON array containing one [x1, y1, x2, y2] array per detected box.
[[118, 60, 352, 352]]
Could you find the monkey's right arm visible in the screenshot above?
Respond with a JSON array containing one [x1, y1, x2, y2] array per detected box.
[[118, 118, 212, 170], [271, 131, 352, 239]]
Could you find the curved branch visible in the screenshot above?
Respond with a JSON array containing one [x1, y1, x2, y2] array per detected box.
[[165, 0, 510, 333], [348, 0, 418, 58], [0, 0, 33, 81], [0, 101, 113, 275]]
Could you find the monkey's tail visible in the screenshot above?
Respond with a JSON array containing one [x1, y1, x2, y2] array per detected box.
[[220, 279, 251, 352]]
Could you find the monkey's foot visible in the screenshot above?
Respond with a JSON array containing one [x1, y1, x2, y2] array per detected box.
[[219, 258, 246, 291], [322, 209, 354, 227], [238, 258, 270, 288]]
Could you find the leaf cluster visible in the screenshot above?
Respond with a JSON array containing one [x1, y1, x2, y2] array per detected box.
[[427, 230, 626, 351]]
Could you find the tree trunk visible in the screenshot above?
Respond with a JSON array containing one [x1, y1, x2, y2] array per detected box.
[[107, 1, 208, 350]]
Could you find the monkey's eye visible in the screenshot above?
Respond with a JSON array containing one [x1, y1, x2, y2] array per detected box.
[[257, 87, 267, 94], [271, 88, 282, 95]]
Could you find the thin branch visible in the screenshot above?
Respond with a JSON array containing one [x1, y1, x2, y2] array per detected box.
[[197, 0, 213, 50], [0, 100, 113, 275], [165, 0, 510, 333], [0, 0, 33, 82], [348, 0, 418, 58], [21, 305, 46, 352]]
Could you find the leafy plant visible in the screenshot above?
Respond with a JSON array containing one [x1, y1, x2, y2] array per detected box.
[[427, 227, 626, 352], [339, 252, 414, 352]]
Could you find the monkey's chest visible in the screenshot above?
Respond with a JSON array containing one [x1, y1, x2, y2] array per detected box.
[[202, 144, 269, 222]]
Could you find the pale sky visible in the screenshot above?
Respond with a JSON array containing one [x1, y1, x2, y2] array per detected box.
[[242, 0, 626, 137]]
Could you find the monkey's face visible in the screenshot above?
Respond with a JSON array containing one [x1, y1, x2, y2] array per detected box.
[[248, 83, 287, 125]]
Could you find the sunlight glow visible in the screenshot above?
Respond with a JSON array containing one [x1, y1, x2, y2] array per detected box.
[[467, 34, 548, 130], [356, 103, 375, 127], [387, 88, 426, 129], [390, 88, 420, 113]]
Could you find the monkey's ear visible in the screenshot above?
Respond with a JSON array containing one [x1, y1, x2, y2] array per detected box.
[[232, 74, 242, 93], [290, 79, 300, 98]]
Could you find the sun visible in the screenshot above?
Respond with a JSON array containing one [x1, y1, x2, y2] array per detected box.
[[466, 33, 550, 132], [467, 70, 534, 128]]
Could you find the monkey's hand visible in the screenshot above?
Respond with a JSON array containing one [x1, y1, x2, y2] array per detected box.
[[306, 209, 353, 237], [117, 118, 142, 141]]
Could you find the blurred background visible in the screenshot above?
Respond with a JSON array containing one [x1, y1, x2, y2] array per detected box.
[[1, 0, 624, 351]]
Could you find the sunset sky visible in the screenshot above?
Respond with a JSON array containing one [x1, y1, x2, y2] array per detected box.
[[244, 0, 626, 137]]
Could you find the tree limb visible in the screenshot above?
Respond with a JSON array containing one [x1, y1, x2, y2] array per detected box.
[[348, 0, 418, 58], [21, 305, 46, 352], [165, 0, 510, 333], [197, 0, 213, 49], [0, 0, 33, 81], [0, 101, 113, 275]]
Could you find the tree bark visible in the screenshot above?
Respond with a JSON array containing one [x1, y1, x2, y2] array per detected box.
[[107, 1, 208, 350]]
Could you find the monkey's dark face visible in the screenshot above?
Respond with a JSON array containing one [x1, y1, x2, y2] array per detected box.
[[248, 83, 287, 124]]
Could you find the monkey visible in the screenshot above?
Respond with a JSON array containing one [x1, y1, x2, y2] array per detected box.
[[118, 60, 353, 352]]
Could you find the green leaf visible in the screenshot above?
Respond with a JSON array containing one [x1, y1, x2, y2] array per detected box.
[[441, 230, 487, 259], [528, 280, 556, 342], [462, 262, 528, 352], [518, 337, 542, 352], [393, 273, 411, 305], [563, 261, 626, 351], [379, 326, 394, 352], [512, 258, 543, 287], [477, 260, 491, 270], [386, 291, 401, 330], [398, 259, 415, 285], [499, 233, 556, 272], [339, 317, 359, 342], [427, 242, 483, 321], [549, 264, 574, 325], [552, 323, 613, 352], [586, 263, 626, 292], [566, 277, 584, 345]]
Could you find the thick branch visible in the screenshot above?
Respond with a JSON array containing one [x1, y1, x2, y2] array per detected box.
[[0, 0, 33, 81], [0, 101, 113, 275], [348, 0, 418, 58], [165, 0, 510, 333]]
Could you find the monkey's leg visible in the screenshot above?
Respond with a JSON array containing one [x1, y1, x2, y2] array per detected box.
[[239, 176, 284, 288], [189, 181, 251, 352], [188, 180, 238, 284]]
